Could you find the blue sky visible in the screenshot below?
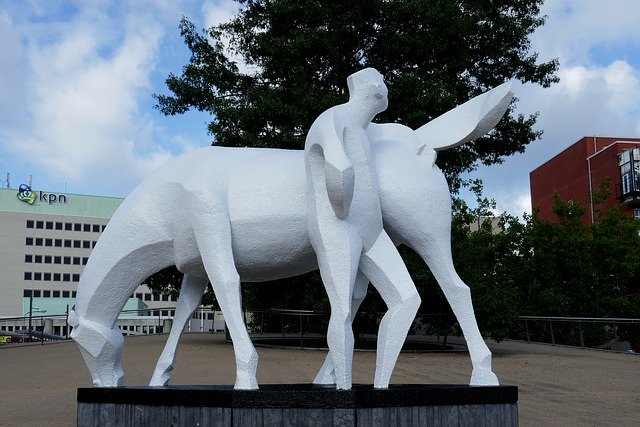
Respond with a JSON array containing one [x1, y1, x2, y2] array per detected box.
[[1, 0, 640, 216]]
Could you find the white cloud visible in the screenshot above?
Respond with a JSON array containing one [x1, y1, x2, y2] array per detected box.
[[472, 1, 640, 216], [0, 2, 206, 196]]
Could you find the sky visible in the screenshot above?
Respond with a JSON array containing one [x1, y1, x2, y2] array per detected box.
[[1, 0, 640, 217]]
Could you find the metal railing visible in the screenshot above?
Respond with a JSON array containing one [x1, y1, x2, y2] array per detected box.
[[517, 316, 640, 351]]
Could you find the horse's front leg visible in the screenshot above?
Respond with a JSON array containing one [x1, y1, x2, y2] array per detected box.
[[150, 274, 208, 386], [359, 231, 421, 388]]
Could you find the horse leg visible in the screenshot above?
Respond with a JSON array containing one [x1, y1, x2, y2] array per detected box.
[[359, 231, 421, 389], [418, 238, 499, 385], [193, 209, 259, 389], [150, 274, 208, 386], [313, 271, 368, 385]]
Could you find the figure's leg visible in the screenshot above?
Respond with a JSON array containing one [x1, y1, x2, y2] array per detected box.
[[192, 208, 259, 390], [359, 231, 421, 389], [419, 238, 498, 385], [150, 274, 208, 386], [312, 226, 362, 389], [314, 272, 368, 385]]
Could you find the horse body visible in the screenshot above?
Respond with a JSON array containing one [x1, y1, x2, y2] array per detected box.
[[70, 83, 513, 390]]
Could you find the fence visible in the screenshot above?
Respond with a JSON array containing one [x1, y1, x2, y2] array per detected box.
[[517, 316, 640, 351]]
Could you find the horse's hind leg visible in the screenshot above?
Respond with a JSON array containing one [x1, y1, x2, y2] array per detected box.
[[150, 274, 208, 386], [314, 271, 368, 385], [421, 237, 498, 385]]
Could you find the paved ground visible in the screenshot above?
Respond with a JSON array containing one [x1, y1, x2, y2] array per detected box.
[[0, 333, 638, 426]]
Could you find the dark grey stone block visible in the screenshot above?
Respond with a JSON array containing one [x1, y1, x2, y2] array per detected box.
[[77, 384, 518, 426]]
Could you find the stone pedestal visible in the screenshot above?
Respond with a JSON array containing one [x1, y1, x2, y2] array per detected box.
[[77, 384, 518, 426]]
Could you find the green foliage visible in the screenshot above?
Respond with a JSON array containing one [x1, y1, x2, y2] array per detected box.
[[155, 0, 558, 192]]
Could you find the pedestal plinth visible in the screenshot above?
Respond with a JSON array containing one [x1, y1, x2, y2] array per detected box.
[[77, 384, 518, 426]]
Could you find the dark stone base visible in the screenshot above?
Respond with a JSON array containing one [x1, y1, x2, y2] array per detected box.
[[77, 384, 518, 426]]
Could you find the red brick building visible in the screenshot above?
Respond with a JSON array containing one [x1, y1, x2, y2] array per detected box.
[[530, 136, 640, 223]]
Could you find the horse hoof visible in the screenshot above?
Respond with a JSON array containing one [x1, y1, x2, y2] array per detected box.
[[470, 368, 499, 386]]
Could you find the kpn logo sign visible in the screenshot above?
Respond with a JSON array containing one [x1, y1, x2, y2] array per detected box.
[[17, 184, 68, 205]]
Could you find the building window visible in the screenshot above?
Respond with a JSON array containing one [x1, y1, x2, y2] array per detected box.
[[25, 237, 33, 246], [43, 273, 51, 281], [25, 254, 33, 263], [72, 274, 80, 282], [63, 273, 71, 282], [93, 224, 100, 233], [54, 239, 62, 247], [24, 272, 32, 280], [64, 222, 72, 231], [45, 221, 53, 230], [635, 209, 640, 219], [33, 290, 41, 297], [44, 255, 52, 264], [54, 256, 61, 264], [55, 222, 63, 230], [53, 273, 61, 281], [73, 240, 81, 248], [62, 291, 70, 298], [82, 257, 88, 265], [36, 221, 44, 229], [45, 238, 52, 246], [135, 293, 143, 300], [23, 289, 31, 297], [92, 241, 97, 248], [73, 257, 80, 265], [72, 291, 77, 298], [43, 290, 51, 297], [63, 257, 71, 265], [64, 240, 71, 248], [102, 225, 107, 232], [83, 224, 90, 232], [34, 255, 42, 263], [34, 272, 42, 281], [26, 220, 34, 229], [162, 294, 169, 302], [144, 294, 151, 301], [74, 223, 81, 231], [35, 238, 43, 246], [53, 290, 60, 298], [82, 240, 90, 249]]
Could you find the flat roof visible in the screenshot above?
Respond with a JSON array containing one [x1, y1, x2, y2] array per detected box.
[[0, 187, 123, 218]]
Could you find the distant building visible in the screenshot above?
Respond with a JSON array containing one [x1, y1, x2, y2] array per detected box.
[[0, 186, 181, 336], [530, 136, 640, 223]]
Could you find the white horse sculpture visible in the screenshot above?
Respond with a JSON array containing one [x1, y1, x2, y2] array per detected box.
[[69, 82, 512, 390]]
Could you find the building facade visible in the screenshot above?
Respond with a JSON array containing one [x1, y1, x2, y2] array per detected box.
[[0, 185, 180, 335], [530, 136, 640, 223]]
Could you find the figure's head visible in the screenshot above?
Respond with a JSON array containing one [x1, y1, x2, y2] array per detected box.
[[347, 68, 388, 114]]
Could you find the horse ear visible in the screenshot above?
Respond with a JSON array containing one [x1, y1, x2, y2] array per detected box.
[[415, 82, 513, 153]]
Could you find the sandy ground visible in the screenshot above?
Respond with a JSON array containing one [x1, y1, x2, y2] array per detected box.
[[0, 333, 638, 426]]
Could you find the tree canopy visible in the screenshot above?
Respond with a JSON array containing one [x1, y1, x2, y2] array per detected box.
[[155, 0, 558, 191]]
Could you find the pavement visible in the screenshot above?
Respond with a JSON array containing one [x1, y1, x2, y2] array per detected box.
[[0, 333, 638, 426]]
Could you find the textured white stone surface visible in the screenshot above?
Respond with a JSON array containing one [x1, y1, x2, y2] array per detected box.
[[70, 73, 512, 390]]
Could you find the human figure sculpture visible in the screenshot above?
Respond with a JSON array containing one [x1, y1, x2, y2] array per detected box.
[[69, 77, 512, 390], [304, 68, 420, 389]]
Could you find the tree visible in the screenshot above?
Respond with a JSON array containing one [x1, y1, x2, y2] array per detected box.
[[155, 0, 558, 192]]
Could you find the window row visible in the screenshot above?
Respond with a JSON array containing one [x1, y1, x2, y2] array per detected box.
[[135, 292, 176, 302], [24, 272, 81, 282], [23, 289, 77, 298], [25, 237, 97, 249], [25, 254, 88, 265], [26, 220, 106, 233]]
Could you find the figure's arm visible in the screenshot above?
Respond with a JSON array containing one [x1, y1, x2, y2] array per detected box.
[[322, 127, 354, 220]]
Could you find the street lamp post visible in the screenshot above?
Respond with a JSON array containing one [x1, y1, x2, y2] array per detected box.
[[25, 294, 47, 343]]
